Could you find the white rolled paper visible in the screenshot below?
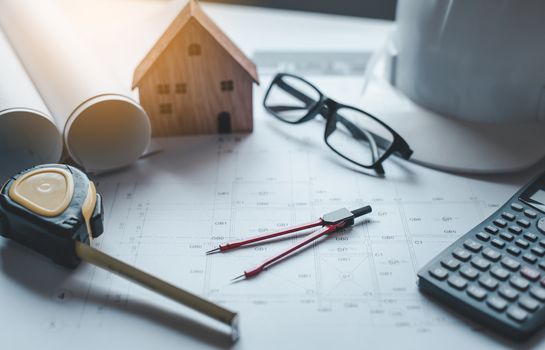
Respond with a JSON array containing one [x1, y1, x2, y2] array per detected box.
[[0, 0, 151, 173], [0, 29, 63, 182]]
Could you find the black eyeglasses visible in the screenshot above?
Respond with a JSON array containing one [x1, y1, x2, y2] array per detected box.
[[263, 73, 413, 174]]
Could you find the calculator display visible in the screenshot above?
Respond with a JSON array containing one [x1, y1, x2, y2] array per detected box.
[[521, 181, 545, 213], [530, 189, 545, 205]]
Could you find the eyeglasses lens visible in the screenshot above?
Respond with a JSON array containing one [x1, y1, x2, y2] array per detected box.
[[326, 107, 394, 166], [264, 75, 321, 123]]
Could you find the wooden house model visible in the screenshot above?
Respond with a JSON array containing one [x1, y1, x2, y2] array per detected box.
[[132, 0, 259, 136]]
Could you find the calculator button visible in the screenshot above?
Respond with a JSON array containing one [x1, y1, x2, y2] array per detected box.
[[490, 267, 510, 281], [524, 210, 538, 219], [479, 276, 498, 290], [541, 277, 545, 287], [463, 239, 482, 252], [515, 239, 530, 249], [467, 285, 487, 301], [539, 261, 545, 271], [453, 248, 471, 262], [448, 276, 468, 290], [491, 239, 505, 249], [506, 246, 521, 256], [441, 258, 461, 271], [510, 276, 530, 291], [523, 253, 537, 264], [511, 203, 524, 212], [471, 257, 490, 271], [460, 266, 479, 280], [494, 219, 508, 228], [508, 226, 523, 235], [517, 219, 531, 228], [523, 232, 537, 242], [482, 248, 501, 262], [485, 226, 499, 234], [476, 232, 490, 242], [502, 212, 516, 221], [501, 257, 521, 271], [507, 306, 528, 322], [519, 296, 540, 312], [499, 286, 519, 301], [530, 287, 545, 302], [429, 267, 449, 280], [499, 232, 514, 241], [487, 296, 508, 312], [538, 218, 545, 234], [520, 266, 541, 281], [532, 246, 545, 257]]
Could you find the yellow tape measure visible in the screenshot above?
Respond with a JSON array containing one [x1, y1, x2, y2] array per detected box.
[[0, 164, 239, 341]]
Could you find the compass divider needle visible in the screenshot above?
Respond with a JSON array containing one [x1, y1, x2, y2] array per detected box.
[[206, 218, 324, 254], [208, 206, 372, 281], [233, 223, 342, 281], [231, 274, 246, 283], [206, 205, 372, 255], [208, 205, 372, 256]]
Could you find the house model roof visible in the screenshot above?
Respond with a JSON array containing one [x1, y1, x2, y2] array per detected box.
[[132, 0, 259, 89]]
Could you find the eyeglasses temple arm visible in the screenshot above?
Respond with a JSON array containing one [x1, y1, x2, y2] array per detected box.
[[275, 80, 385, 161], [268, 105, 310, 113], [275, 78, 381, 156], [395, 142, 414, 159], [274, 81, 385, 162], [274, 78, 413, 161]]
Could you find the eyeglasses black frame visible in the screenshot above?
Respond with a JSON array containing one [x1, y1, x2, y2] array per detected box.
[[263, 73, 413, 175]]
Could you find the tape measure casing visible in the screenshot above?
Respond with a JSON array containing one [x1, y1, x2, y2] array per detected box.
[[0, 164, 104, 268]]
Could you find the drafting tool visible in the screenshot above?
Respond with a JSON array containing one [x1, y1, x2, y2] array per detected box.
[[0, 164, 239, 341], [207, 206, 372, 281]]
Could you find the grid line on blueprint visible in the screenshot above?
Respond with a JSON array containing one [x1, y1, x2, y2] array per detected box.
[[80, 134, 513, 333]]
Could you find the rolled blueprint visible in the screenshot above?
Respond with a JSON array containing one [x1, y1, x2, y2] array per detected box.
[[0, 30, 63, 182], [0, 0, 151, 172]]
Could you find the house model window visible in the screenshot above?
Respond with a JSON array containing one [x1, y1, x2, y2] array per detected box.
[[175, 83, 187, 94], [220, 80, 234, 92], [188, 43, 201, 56], [159, 103, 172, 114], [158, 84, 170, 94], [132, 0, 259, 136]]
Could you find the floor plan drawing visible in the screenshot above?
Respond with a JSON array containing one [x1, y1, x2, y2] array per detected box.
[[0, 75, 536, 350]]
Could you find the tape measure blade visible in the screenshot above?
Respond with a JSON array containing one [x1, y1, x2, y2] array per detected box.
[[74, 242, 238, 331]]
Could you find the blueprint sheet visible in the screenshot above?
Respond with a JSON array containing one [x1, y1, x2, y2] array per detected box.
[[1, 73, 543, 350], [1, 1, 544, 348]]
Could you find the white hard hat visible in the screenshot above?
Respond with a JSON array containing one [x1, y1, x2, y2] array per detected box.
[[362, 0, 545, 173]]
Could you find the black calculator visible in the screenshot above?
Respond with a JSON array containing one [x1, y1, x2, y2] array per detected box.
[[418, 170, 545, 340]]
